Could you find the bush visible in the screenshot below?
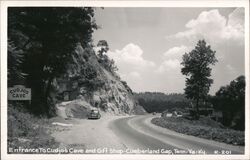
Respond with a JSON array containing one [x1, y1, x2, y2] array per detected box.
[[79, 63, 105, 91], [8, 103, 59, 153], [152, 117, 244, 146]]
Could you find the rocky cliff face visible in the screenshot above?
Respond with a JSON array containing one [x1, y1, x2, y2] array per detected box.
[[55, 43, 145, 116]]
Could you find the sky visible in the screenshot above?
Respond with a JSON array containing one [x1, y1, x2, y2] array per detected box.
[[93, 7, 245, 95]]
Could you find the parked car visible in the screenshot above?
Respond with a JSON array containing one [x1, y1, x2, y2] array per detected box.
[[173, 111, 183, 117], [88, 109, 101, 119]]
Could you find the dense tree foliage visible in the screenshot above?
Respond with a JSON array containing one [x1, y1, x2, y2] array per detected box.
[[8, 41, 26, 85], [97, 40, 109, 56], [181, 40, 217, 119], [211, 75, 245, 130], [134, 92, 191, 113], [79, 62, 105, 91], [96, 40, 118, 74], [8, 7, 97, 116]]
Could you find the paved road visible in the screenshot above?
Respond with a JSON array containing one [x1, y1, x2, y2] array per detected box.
[[52, 114, 244, 155], [109, 115, 244, 155]]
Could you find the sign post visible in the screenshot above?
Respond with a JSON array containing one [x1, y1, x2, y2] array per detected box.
[[8, 85, 31, 104]]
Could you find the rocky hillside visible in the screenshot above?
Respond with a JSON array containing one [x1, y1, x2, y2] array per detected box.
[[54, 43, 145, 117], [8, 8, 145, 117]]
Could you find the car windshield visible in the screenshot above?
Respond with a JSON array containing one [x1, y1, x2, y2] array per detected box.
[[92, 110, 98, 114]]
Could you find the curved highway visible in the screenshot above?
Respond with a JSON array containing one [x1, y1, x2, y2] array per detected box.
[[109, 115, 244, 155]]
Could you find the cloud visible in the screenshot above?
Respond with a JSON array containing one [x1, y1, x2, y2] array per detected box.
[[155, 58, 185, 93], [108, 43, 155, 71], [121, 71, 142, 80], [154, 45, 188, 92], [156, 59, 180, 73], [155, 45, 190, 74], [167, 8, 244, 45], [163, 45, 190, 59], [228, 8, 244, 28], [107, 43, 155, 91]]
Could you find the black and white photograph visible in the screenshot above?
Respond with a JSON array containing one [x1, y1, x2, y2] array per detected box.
[[1, 0, 249, 160]]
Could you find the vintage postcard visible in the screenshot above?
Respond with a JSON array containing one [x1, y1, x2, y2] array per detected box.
[[1, 0, 249, 160]]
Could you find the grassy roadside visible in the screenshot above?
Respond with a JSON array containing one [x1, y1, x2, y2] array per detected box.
[[151, 117, 244, 146], [8, 104, 60, 154]]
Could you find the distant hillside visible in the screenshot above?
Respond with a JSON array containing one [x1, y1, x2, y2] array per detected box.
[[134, 92, 191, 113]]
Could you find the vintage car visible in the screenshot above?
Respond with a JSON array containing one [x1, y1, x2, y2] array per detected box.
[[88, 109, 101, 119]]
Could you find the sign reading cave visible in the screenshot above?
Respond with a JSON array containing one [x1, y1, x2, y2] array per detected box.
[[8, 85, 31, 100]]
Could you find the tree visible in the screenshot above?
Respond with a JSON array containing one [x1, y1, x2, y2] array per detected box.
[[96, 40, 118, 74], [181, 40, 217, 119], [8, 7, 97, 116], [213, 75, 245, 130], [97, 40, 109, 56], [8, 40, 26, 86]]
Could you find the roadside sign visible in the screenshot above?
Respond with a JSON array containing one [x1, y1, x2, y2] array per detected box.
[[8, 85, 31, 100]]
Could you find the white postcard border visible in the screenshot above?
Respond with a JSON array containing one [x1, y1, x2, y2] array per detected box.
[[1, 1, 249, 160]]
